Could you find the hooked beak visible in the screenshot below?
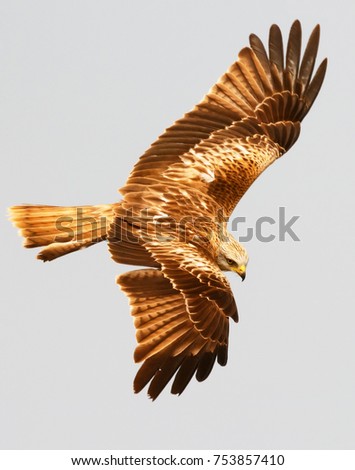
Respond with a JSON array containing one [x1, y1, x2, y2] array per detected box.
[[232, 264, 246, 281]]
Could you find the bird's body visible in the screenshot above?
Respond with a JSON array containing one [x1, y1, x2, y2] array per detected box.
[[9, 21, 327, 399]]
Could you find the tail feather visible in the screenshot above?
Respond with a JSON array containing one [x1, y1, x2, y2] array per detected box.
[[9, 203, 118, 261]]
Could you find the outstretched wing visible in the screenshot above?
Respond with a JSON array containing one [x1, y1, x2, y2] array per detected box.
[[120, 20, 327, 217], [117, 243, 237, 400]]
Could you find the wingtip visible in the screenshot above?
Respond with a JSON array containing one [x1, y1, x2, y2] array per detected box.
[[320, 57, 328, 72], [291, 19, 301, 29], [290, 19, 302, 32], [249, 32, 258, 43], [311, 23, 321, 41], [314, 23, 321, 33], [147, 392, 158, 401], [269, 23, 282, 34]]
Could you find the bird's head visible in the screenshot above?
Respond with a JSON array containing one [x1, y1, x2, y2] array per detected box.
[[216, 236, 248, 281]]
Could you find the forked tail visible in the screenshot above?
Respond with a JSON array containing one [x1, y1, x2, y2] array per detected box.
[[9, 203, 119, 261]]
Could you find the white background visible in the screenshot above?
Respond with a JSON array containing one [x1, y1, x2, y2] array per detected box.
[[1, 0, 354, 449]]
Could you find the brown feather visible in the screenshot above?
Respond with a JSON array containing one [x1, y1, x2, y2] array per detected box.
[[119, 21, 327, 223], [117, 265, 232, 398], [9, 203, 117, 261]]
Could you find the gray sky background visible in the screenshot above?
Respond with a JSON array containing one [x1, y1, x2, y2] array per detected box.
[[1, 0, 354, 449]]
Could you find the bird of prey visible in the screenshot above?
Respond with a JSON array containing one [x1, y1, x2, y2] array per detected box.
[[9, 21, 327, 400]]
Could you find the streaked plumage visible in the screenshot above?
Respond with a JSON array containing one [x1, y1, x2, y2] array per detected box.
[[9, 21, 327, 400]]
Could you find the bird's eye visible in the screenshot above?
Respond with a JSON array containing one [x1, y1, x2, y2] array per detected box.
[[227, 258, 234, 265]]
